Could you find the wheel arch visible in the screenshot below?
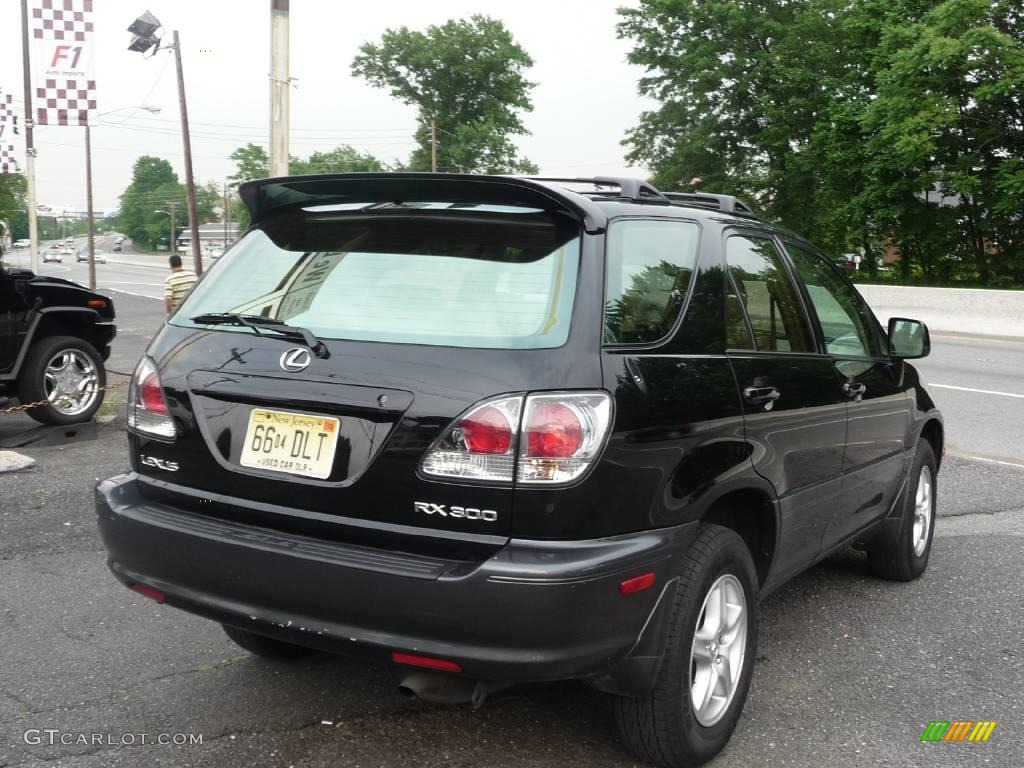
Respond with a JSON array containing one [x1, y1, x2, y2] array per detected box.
[[919, 418, 944, 470], [694, 481, 778, 588], [7, 308, 103, 380]]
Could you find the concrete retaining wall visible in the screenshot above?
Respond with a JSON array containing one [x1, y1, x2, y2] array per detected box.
[[854, 284, 1024, 338]]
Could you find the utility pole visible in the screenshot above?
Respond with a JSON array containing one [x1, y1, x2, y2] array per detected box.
[[270, 0, 290, 177], [431, 119, 438, 173], [85, 125, 95, 290], [171, 30, 202, 276], [20, 0, 40, 274]]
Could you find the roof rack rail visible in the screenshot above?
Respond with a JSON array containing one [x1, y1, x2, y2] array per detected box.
[[662, 191, 758, 218], [525, 176, 671, 205]]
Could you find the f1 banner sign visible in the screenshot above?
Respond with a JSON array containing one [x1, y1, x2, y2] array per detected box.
[[30, 0, 97, 126]]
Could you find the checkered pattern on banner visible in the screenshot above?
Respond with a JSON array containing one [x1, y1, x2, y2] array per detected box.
[[0, 93, 18, 173], [31, 0, 96, 126], [32, 0, 94, 42]]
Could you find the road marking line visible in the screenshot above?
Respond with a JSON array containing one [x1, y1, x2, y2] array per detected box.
[[931, 333, 1024, 346], [947, 452, 1024, 470], [930, 383, 1024, 399], [106, 287, 162, 301]]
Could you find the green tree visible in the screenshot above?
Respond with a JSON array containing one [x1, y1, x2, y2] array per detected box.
[[0, 174, 27, 243], [117, 156, 179, 249], [619, 0, 1024, 286], [352, 15, 538, 173], [291, 146, 387, 175], [228, 143, 269, 184]]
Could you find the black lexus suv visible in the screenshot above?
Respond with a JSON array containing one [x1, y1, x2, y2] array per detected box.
[[1, 263, 116, 424], [96, 174, 941, 767]]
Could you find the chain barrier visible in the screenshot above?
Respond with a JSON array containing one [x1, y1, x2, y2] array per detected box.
[[0, 369, 131, 417]]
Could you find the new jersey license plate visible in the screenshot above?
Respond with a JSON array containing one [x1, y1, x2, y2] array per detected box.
[[240, 408, 340, 479]]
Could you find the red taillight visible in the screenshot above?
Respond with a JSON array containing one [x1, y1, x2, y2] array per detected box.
[[619, 572, 656, 595], [139, 371, 169, 415], [525, 402, 583, 458], [391, 652, 462, 673], [128, 357, 176, 439], [460, 405, 513, 454], [131, 583, 166, 602]]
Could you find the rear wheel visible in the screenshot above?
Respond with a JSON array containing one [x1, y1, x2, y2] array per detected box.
[[222, 624, 314, 660], [867, 441, 937, 581], [615, 525, 758, 767], [17, 335, 105, 425]]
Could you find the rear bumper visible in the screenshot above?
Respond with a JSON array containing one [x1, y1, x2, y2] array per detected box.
[[96, 474, 696, 688]]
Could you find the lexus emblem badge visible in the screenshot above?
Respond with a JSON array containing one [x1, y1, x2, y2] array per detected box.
[[280, 347, 312, 373]]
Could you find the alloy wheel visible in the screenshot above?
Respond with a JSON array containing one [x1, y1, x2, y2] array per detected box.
[[689, 573, 748, 727]]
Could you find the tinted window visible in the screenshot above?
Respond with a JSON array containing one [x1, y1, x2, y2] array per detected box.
[[784, 243, 882, 358], [174, 207, 580, 350], [726, 236, 814, 353], [604, 220, 700, 344]]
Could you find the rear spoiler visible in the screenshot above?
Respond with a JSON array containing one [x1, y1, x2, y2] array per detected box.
[[238, 173, 607, 233]]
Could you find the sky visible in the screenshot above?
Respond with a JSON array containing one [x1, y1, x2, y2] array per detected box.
[[0, 0, 656, 213]]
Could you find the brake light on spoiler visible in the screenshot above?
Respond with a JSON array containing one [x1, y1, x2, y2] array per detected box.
[[420, 392, 612, 485]]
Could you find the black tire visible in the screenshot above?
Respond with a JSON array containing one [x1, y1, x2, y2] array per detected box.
[[16, 335, 106, 426], [615, 525, 759, 768], [867, 441, 937, 581], [222, 624, 314, 660]]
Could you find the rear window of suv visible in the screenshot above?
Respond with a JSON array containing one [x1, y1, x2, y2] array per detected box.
[[173, 205, 581, 350]]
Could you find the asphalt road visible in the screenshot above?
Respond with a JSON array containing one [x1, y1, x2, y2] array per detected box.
[[0, 273, 1021, 767]]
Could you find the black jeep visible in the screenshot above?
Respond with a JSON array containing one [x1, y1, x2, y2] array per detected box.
[[96, 174, 941, 767], [0, 263, 116, 424]]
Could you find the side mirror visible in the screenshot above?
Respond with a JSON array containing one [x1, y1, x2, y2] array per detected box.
[[888, 317, 930, 359]]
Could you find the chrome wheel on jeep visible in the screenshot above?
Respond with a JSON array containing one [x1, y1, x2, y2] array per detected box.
[[17, 335, 106, 425], [44, 348, 100, 417]]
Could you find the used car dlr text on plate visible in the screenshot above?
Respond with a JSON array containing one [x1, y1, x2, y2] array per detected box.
[[95, 173, 941, 768]]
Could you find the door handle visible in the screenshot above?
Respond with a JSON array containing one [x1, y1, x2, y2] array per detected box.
[[843, 381, 867, 401], [743, 385, 781, 410]]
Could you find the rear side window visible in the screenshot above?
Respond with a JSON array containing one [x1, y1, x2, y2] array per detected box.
[[604, 219, 700, 344], [725, 235, 814, 353], [174, 206, 581, 350]]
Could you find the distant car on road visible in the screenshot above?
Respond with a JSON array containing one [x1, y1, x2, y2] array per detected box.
[[43, 245, 62, 263], [77, 249, 107, 264], [112, 242, 122, 252], [206, 247, 224, 260], [114, 235, 125, 245], [14, 239, 30, 249]]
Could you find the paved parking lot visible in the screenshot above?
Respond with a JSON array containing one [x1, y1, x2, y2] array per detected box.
[[1, 285, 1021, 768]]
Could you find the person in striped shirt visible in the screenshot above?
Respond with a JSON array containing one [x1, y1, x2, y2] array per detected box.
[[164, 254, 198, 314]]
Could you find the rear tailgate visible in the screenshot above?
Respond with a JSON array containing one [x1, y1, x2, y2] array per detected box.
[[129, 175, 605, 556]]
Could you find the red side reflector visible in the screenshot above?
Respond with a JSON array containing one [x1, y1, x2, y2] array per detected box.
[[131, 583, 166, 602], [87, 299, 107, 308], [619, 572, 656, 595], [391, 651, 462, 673]]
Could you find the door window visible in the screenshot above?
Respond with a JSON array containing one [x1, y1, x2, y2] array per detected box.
[[725, 235, 814, 353], [784, 243, 883, 358]]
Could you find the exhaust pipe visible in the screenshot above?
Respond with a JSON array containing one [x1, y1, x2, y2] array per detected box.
[[396, 671, 508, 709]]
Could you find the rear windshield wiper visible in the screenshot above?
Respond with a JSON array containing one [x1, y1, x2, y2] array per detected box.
[[190, 313, 329, 358]]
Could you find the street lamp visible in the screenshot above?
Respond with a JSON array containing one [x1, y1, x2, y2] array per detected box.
[[126, 10, 203, 276], [153, 207, 177, 256]]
